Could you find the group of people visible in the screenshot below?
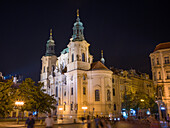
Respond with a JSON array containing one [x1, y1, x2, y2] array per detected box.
[[86, 115, 112, 128], [25, 113, 54, 128]]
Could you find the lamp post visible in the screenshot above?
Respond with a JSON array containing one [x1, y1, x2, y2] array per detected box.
[[82, 107, 87, 117], [15, 101, 24, 124], [58, 107, 63, 123]]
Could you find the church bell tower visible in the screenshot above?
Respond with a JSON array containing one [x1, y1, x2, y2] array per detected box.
[[40, 29, 57, 94]]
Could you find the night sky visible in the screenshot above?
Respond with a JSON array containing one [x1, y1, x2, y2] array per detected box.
[[0, 0, 170, 82]]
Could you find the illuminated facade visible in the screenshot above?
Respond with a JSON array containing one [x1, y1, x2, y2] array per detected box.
[[110, 68, 154, 117], [150, 42, 170, 115], [40, 11, 154, 118], [40, 11, 114, 118]]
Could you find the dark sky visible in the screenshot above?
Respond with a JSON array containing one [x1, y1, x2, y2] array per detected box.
[[0, 0, 170, 82]]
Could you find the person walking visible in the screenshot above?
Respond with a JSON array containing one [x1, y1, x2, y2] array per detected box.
[[25, 113, 35, 128], [45, 113, 54, 128], [87, 115, 91, 128], [95, 115, 100, 128]]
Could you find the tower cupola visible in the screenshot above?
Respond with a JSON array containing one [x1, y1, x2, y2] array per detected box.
[[45, 29, 55, 56], [72, 9, 84, 42]]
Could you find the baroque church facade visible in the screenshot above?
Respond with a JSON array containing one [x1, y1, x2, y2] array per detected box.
[[40, 11, 114, 118]]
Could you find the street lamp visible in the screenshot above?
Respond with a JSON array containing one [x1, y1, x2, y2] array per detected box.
[[82, 107, 87, 117], [58, 107, 63, 123], [15, 101, 24, 124], [140, 99, 144, 102]]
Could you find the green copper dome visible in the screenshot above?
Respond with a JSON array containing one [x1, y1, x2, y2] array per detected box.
[[72, 10, 84, 42], [45, 29, 55, 56]]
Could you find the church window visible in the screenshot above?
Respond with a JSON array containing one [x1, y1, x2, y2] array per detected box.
[[157, 58, 159, 65], [82, 53, 85, 62], [107, 90, 111, 101], [164, 57, 169, 64], [71, 103, 73, 111], [166, 71, 170, 79], [153, 72, 156, 81], [152, 58, 155, 66], [112, 78, 114, 83], [83, 75, 86, 80], [64, 91, 66, 96], [51, 46, 53, 50], [43, 66, 45, 73], [56, 87, 58, 97], [72, 54, 74, 62], [83, 87, 86, 95], [95, 90, 100, 101], [114, 104, 116, 110], [113, 88, 115, 96], [71, 87, 73, 95], [158, 72, 161, 80]]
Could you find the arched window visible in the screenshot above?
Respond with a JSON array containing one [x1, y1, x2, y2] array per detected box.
[[43, 66, 45, 73], [95, 90, 100, 101], [56, 87, 58, 97], [71, 87, 73, 95], [113, 88, 115, 96], [83, 87, 86, 95], [83, 75, 86, 80], [82, 53, 85, 62], [158, 72, 161, 80], [72, 54, 74, 62], [114, 104, 116, 110], [107, 90, 111, 101]]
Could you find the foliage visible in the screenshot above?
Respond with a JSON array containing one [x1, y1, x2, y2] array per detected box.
[[0, 78, 56, 118], [0, 80, 16, 117], [16, 78, 56, 118], [122, 91, 157, 113]]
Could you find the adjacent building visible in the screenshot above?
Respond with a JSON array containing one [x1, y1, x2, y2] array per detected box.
[[150, 42, 170, 115]]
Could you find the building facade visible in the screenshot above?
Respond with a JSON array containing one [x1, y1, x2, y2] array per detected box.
[[150, 42, 170, 115], [40, 11, 154, 118], [110, 68, 154, 117], [40, 11, 114, 118]]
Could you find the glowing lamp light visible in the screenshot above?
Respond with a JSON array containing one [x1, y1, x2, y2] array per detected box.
[[82, 107, 87, 110], [15, 101, 24, 106], [59, 108, 63, 110], [140, 99, 144, 102]]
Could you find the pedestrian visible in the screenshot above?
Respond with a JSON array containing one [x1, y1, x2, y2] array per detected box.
[[87, 115, 91, 128], [45, 113, 54, 128], [106, 120, 111, 128], [25, 113, 35, 128], [167, 114, 170, 126], [95, 115, 100, 128]]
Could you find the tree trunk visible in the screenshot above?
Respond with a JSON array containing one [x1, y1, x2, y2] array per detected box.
[[22, 110, 24, 120], [36, 109, 39, 120]]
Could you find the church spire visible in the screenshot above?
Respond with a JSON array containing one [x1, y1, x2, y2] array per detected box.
[[45, 29, 55, 56], [100, 50, 105, 64], [77, 9, 79, 17], [72, 9, 84, 42]]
